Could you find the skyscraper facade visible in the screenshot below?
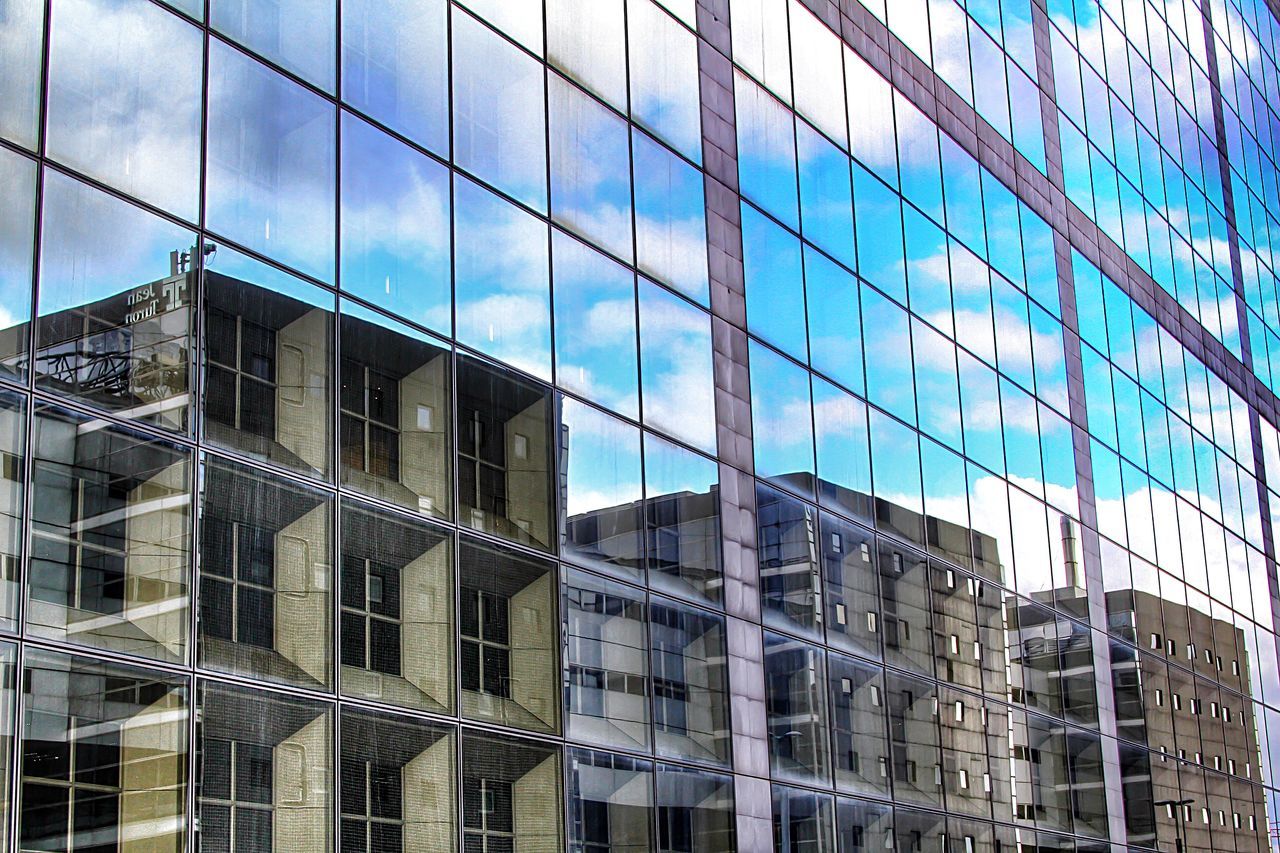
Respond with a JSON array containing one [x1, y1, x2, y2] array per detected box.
[[0, 0, 1278, 849]]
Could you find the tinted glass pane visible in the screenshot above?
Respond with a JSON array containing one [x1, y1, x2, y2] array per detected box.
[[638, 281, 715, 453], [211, 0, 335, 91], [0, 148, 36, 381]]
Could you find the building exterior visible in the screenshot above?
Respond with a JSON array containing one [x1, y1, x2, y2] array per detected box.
[[1, 0, 1280, 850]]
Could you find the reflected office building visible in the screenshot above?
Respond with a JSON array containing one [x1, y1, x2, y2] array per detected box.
[[3, 0, 1280, 850]]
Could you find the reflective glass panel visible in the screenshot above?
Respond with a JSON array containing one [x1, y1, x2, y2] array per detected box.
[[633, 130, 710, 305], [821, 512, 880, 660], [547, 0, 626, 110], [0, 148, 34, 381], [568, 748, 653, 851], [459, 535, 559, 734], [0, 393, 22, 631], [750, 340, 816, 497], [773, 783, 836, 852], [638, 281, 715, 453], [742, 203, 807, 359], [37, 170, 196, 431], [828, 652, 890, 797], [206, 40, 336, 282], [644, 433, 722, 603], [340, 499, 452, 713], [650, 595, 730, 764], [657, 763, 735, 851], [462, 731, 562, 851], [764, 631, 831, 783], [813, 378, 873, 524], [340, 112, 451, 336], [757, 482, 822, 638], [196, 681, 332, 853], [21, 650, 187, 853], [736, 71, 799, 229], [211, 0, 335, 91], [198, 455, 334, 689], [805, 247, 863, 395], [47, 0, 202, 220], [627, 0, 701, 163], [29, 404, 192, 663], [0, 0, 43, 149], [340, 0, 447, 155]]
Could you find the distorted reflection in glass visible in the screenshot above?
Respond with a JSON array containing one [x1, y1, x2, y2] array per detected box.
[[735, 70, 799, 229], [0, 147, 34, 381], [547, 0, 626, 110], [895, 95, 943, 222], [627, 0, 701, 163], [813, 375, 874, 526], [564, 569, 650, 751], [21, 650, 187, 853], [341, 0, 447, 155], [47, 0, 202, 220], [643, 433, 722, 603], [203, 245, 334, 479], [820, 512, 880, 660], [757, 482, 822, 638], [797, 121, 856, 268], [633, 130, 710, 305], [877, 538, 933, 677], [887, 670, 942, 807], [211, 0, 335, 90], [454, 175, 552, 381], [340, 300, 451, 519], [552, 231, 639, 418], [457, 355, 554, 551], [452, 8, 547, 212], [462, 731, 563, 851], [750, 341, 816, 497], [197, 680, 332, 853], [0, 393, 22, 631], [657, 763, 734, 851], [764, 631, 831, 784], [938, 685, 990, 817], [742, 203, 807, 360], [549, 74, 634, 262], [37, 170, 196, 432], [805, 248, 863, 395], [853, 166, 906, 303], [29, 404, 191, 663], [459, 535, 558, 734], [198, 455, 333, 690], [920, 438, 972, 566], [773, 784, 835, 853], [0, 642, 11, 840], [560, 398, 644, 579], [340, 708, 456, 851], [912, 319, 963, 452], [206, 39, 336, 282], [650, 595, 729, 765], [340, 112, 451, 336], [638, 281, 716, 453], [861, 287, 917, 425], [837, 796, 893, 853], [568, 748, 653, 851], [869, 408, 925, 546], [828, 652, 890, 797], [0, 0, 43, 149], [340, 499, 453, 714]]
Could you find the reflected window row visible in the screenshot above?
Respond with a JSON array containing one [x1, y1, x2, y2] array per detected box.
[[0, 0, 709, 309], [0, 141, 718, 452]]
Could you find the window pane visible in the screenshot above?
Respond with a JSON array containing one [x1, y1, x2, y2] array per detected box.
[[813, 378, 873, 524], [199, 456, 333, 689], [750, 340, 816, 497], [0, 148, 36, 382], [36, 170, 196, 431], [757, 482, 822, 638], [552, 231, 639, 418], [547, 0, 626, 110], [457, 355, 554, 551], [341, 498, 452, 713], [459, 535, 558, 734], [340, 0, 447, 155], [633, 131, 710, 305], [452, 9, 547, 212], [22, 649, 186, 853], [836, 796, 893, 853], [797, 122, 856, 268], [0, 393, 22, 631], [627, 0, 701, 163], [568, 749, 653, 851], [549, 75, 633, 261], [643, 433, 722, 603], [340, 299, 451, 519], [206, 40, 336, 282], [773, 783, 835, 853], [211, 0, 335, 91], [462, 731, 562, 850], [197, 681, 332, 853], [764, 631, 831, 783], [742, 203, 807, 359], [47, 0, 202, 219], [820, 511, 881, 660], [0, 0, 42, 149], [340, 112, 451, 335], [735, 70, 799, 229], [828, 653, 890, 797], [657, 763, 734, 852], [565, 569, 649, 751], [202, 245, 334, 478], [560, 398, 644, 579], [638, 281, 715, 453], [650, 596, 730, 764], [887, 671, 943, 807], [340, 708, 455, 849], [29, 404, 191, 663], [458, 0, 543, 53], [454, 175, 552, 380]]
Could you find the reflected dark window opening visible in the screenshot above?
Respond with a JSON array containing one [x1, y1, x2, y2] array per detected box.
[[461, 586, 511, 700], [21, 714, 121, 852], [206, 308, 278, 444], [199, 737, 275, 853], [341, 554, 402, 677], [463, 778, 514, 852], [201, 518, 276, 650], [340, 757, 404, 853], [341, 358, 400, 481]]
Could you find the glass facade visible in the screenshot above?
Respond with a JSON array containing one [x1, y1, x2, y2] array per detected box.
[[1, 0, 1279, 849]]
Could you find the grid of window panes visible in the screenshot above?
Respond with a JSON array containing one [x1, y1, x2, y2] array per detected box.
[[1048, 0, 1245, 361], [0, 0, 740, 849], [1210, 0, 1280, 399]]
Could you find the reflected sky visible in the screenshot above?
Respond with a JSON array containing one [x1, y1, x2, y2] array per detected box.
[[861, 287, 917, 425], [627, 0, 701, 164], [805, 248, 863, 396], [638, 281, 715, 454], [750, 340, 815, 496], [211, 0, 334, 91], [736, 69, 799, 230], [553, 232, 639, 419], [797, 120, 856, 269], [453, 174, 551, 381], [854, 165, 907, 302], [632, 129, 710, 306], [561, 396, 643, 519], [0, 148, 34, 340], [788, 3, 846, 148], [341, 112, 451, 336], [742, 204, 806, 360]]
